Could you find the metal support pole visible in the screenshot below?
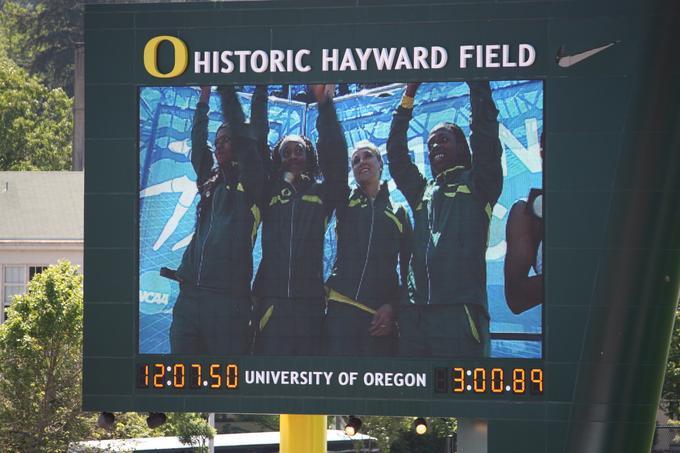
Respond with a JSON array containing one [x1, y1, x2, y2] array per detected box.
[[208, 413, 215, 453], [280, 414, 327, 453], [72, 42, 84, 171]]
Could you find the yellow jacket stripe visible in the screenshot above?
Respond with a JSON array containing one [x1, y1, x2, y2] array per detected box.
[[301, 194, 323, 204], [325, 286, 377, 315], [250, 204, 261, 244], [443, 184, 471, 198], [348, 198, 363, 208], [259, 304, 274, 331], [464, 305, 481, 343], [383, 210, 403, 233]]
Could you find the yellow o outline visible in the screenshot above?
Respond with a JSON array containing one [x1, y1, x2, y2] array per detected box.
[[143, 36, 188, 79]]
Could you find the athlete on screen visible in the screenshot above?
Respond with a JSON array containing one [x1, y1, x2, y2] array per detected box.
[[387, 81, 503, 357], [504, 132, 544, 314], [324, 140, 412, 356], [168, 85, 267, 355], [253, 84, 349, 355]]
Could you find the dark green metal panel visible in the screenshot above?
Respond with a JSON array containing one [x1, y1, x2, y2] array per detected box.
[[82, 1, 680, 451]]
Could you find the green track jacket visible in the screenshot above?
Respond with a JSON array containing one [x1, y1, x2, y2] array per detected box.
[[386, 81, 503, 309], [326, 183, 412, 310], [253, 99, 349, 300], [176, 88, 265, 296]]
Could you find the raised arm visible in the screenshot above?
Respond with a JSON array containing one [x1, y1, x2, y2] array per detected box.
[[386, 83, 427, 211], [312, 84, 350, 214], [190, 86, 214, 186], [218, 85, 246, 127], [217, 86, 265, 205], [468, 80, 503, 206], [250, 85, 271, 178]]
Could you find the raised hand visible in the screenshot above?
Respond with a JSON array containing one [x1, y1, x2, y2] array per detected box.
[[309, 84, 336, 103]]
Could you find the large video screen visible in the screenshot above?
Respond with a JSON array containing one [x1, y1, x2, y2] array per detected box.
[[138, 80, 543, 360]]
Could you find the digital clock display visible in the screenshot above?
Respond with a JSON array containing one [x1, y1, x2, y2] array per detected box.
[[137, 363, 239, 390], [434, 367, 543, 395], [136, 363, 543, 397]]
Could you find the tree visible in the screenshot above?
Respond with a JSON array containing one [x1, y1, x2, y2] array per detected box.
[[0, 0, 37, 69], [217, 414, 279, 433], [0, 261, 92, 451], [389, 418, 456, 453], [0, 261, 214, 451], [662, 309, 680, 420], [160, 413, 216, 452], [88, 412, 215, 452], [0, 54, 73, 170], [90, 412, 155, 442], [0, 0, 83, 95], [346, 416, 456, 453], [355, 416, 411, 452]]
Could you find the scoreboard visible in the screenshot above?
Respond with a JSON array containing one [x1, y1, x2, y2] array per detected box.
[[82, 1, 680, 452]]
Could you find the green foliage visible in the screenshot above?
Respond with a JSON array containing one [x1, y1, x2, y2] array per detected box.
[[0, 54, 73, 170], [351, 416, 456, 453], [255, 414, 281, 431], [0, 261, 213, 451], [89, 412, 215, 452], [0, 1, 37, 68], [217, 414, 279, 433], [0, 0, 83, 95], [0, 261, 92, 452], [91, 412, 155, 441], [389, 418, 456, 453], [662, 310, 680, 419], [356, 416, 411, 452], [158, 413, 216, 452]]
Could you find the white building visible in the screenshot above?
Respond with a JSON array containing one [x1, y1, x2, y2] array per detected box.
[[0, 172, 83, 322]]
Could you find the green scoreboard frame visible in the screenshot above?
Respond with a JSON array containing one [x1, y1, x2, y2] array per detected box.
[[83, 1, 679, 452]]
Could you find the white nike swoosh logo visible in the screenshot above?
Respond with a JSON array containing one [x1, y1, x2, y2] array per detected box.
[[557, 42, 618, 67]]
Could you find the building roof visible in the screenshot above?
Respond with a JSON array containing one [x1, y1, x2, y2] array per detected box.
[[73, 430, 376, 452], [0, 172, 83, 241]]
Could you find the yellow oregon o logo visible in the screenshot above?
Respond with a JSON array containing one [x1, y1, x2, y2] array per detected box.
[[143, 36, 188, 78]]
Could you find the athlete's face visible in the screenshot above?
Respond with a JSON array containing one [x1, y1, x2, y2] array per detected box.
[[352, 148, 382, 188], [215, 126, 233, 167], [280, 136, 307, 176], [427, 128, 460, 176]]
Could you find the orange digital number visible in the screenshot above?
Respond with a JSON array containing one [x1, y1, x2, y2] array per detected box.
[[153, 363, 165, 388], [473, 368, 486, 393], [210, 364, 222, 388], [142, 364, 149, 387], [226, 364, 238, 389], [491, 368, 504, 393], [191, 364, 202, 388], [452, 368, 465, 393], [530, 369, 544, 394], [513, 368, 526, 394], [173, 364, 185, 388]]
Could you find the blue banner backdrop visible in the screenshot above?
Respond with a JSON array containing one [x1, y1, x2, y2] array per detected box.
[[139, 81, 543, 356]]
